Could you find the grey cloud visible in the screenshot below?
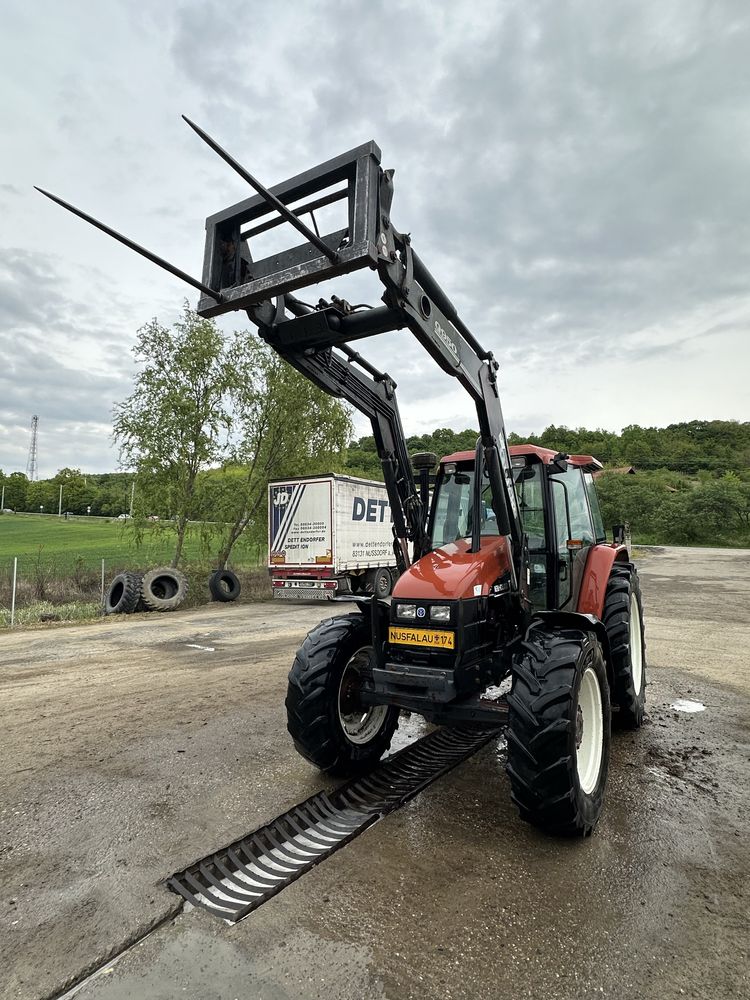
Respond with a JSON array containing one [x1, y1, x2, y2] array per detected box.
[[1, 0, 748, 474]]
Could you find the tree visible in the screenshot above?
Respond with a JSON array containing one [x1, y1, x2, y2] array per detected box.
[[51, 468, 88, 514], [2, 472, 28, 511], [206, 334, 352, 568], [113, 302, 234, 566]]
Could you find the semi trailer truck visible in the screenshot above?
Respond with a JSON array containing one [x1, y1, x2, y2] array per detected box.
[[268, 474, 399, 600]]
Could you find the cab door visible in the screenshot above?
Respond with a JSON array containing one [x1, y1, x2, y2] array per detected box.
[[549, 466, 596, 610]]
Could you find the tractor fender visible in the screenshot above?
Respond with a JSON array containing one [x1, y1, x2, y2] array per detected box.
[[526, 611, 613, 688], [577, 544, 630, 620]]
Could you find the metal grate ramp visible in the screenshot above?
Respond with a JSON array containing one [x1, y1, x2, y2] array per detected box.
[[167, 725, 501, 923]]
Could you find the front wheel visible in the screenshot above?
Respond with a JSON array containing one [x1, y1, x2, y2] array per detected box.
[[506, 626, 611, 837], [286, 613, 399, 775]]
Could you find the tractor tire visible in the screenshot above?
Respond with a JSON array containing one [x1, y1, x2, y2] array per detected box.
[[130, 572, 152, 612], [286, 612, 399, 776], [603, 564, 646, 729], [506, 626, 611, 837], [208, 568, 242, 603], [366, 567, 392, 599], [104, 571, 141, 615], [141, 567, 188, 612]]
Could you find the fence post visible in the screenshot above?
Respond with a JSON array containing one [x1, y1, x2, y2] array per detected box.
[[101, 559, 105, 609], [10, 557, 17, 628]]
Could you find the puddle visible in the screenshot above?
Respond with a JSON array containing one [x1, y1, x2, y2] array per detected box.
[[670, 699, 706, 713]]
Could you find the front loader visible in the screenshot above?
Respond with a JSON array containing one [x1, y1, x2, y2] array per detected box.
[[38, 128, 646, 836]]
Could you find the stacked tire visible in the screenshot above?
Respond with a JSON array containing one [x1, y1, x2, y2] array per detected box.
[[104, 572, 142, 615]]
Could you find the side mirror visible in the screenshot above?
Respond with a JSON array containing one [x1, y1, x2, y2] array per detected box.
[[613, 522, 632, 556]]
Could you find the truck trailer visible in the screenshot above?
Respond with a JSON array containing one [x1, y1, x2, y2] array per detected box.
[[268, 474, 398, 600]]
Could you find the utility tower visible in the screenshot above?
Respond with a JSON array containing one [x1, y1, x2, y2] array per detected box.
[[26, 415, 39, 481]]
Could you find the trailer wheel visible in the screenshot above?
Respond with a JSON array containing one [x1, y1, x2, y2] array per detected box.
[[603, 564, 646, 728], [286, 613, 399, 775], [141, 567, 188, 612], [367, 567, 392, 598], [104, 571, 141, 615], [209, 568, 242, 603], [506, 626, 610, 837]]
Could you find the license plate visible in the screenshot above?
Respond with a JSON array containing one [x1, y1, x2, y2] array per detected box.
[[388, 626, 455, 650]]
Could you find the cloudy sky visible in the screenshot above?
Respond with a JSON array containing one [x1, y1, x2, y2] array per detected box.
[[1, 0, 749, 477]]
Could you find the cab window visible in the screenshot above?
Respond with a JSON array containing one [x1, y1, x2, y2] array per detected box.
[[550, 466, 595, 543], [512, 462, 546, 552], [584, 472, 606, 542], [431, 466, 501, 548]]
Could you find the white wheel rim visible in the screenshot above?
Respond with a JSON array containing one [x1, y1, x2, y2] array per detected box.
[[629, 593, 643, 693], [337, 648, 388, 745], [576, 666, 604, 795]]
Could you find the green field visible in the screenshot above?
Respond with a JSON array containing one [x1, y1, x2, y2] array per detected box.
[[0, 514, 262, 570]]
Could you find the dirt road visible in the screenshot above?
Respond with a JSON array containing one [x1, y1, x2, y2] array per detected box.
[[1, 547, 748, 1000]]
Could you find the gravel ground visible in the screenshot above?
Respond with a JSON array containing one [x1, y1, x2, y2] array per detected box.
[[0, 546, 748, 1000]]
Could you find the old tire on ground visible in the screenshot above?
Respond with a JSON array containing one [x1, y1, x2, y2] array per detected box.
[[603, 564, 646, 729], [131, 572, 152, 612], [367, 567, 392, 598], [286, 612, 399, 776], [141, 567, 188, 612], [104, 572, 141, 615], [208, 568, 241, 603], [506, 626, 611, 837]]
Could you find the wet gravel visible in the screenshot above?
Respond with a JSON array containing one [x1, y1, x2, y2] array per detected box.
[[0, 546, 748, 1000]]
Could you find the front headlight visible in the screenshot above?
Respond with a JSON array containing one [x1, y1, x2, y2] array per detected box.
[[430, 605, 450, 622], [396, 603, 417, 620]]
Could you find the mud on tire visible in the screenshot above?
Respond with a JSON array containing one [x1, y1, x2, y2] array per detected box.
[[506, 626, 611, 837], [286, 613, 399, 776], [104, 571, 141, 615], [603, 563, 646, 729]]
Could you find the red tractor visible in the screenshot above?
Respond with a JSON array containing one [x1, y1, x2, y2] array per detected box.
[[286, 443, 645, 836], [39, 130, 646, 836]]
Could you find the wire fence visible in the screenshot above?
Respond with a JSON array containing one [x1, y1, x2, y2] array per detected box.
[[0, 551, 270, 628]]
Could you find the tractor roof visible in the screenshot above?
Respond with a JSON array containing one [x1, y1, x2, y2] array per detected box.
[[440, 445, 603, 472]]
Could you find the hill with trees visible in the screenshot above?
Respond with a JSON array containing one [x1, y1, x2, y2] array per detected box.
[[2, 402, 748, 551]]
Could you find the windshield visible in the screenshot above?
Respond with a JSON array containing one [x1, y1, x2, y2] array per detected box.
[[430, 466, 500, 548]]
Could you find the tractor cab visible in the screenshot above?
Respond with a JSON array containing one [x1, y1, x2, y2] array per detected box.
[[410, 445, 607, 613]]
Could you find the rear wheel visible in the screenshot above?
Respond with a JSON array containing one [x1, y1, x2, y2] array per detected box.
[[286, 613, 399, 775], [366, 567, 392, 598], [506, 626, 611, 837], [603, 564, 646, 728]]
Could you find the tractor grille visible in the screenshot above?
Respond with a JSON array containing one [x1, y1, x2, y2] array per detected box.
[[167, 725, 500, 923]]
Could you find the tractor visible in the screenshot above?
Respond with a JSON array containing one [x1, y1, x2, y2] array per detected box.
[[38, 129, 646, 836]]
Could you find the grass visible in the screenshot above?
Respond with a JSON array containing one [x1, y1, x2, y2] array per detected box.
[[0, 513, 263, 569], [0, 514, 269, 624], [0, 600, 100, 629]]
